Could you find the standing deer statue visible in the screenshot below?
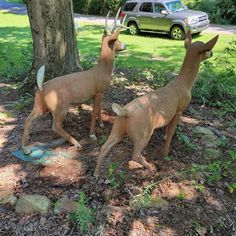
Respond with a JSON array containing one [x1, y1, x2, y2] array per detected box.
[[94, 32, 219, 176], [21, 9, 127, 154]]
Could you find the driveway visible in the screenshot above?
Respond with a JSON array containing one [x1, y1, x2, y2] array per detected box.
[[0, 0, 236, 35]]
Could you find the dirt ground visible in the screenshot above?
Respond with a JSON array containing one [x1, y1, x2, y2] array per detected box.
[[0, 74, 236, 236]]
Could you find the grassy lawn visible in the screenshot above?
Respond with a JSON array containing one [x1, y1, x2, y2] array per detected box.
[[1, 11, 236, 76], [1, 0, 25, 4], [0, 11, 236, 108]]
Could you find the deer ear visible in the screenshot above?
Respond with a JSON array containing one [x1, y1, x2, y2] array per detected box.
[[184, 31, 192, 50], [199, 35, 219, 52]]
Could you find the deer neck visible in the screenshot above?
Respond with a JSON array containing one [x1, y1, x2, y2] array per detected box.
[[177, 52, 201, 91], [96, 40, 115, 77]]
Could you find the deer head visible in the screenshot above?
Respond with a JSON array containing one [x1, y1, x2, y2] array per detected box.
[[184, 31, 219, 61], [103, 8, 127, 52]]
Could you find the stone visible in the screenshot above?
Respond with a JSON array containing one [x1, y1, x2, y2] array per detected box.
[[15, 194, 51, 215], [194, 126, 215, 136], [204, 148, 221, 159], [201, 134, 220, 148], [0, 191, 18, 206], [54, 198, 77, 214], [147, 196, 169, 209], [129, 195, 169, 210]]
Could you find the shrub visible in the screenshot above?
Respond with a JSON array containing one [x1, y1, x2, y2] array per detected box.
[[183, 0, 236, 24], [72, 0, 126, 15]]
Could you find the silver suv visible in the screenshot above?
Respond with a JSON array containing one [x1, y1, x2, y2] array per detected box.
[[120, 0, 210, 39]]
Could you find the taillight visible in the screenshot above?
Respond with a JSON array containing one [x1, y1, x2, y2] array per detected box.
[[120, 12, 126, 18]]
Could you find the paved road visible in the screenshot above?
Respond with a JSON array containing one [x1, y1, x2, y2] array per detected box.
[[0, 0, 235, 35]]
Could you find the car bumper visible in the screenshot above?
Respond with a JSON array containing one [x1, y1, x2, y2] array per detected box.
[[187, 21, 210, 33]]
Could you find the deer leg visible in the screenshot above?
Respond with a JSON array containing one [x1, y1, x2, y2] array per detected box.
[[98, 105, 104, 128], [90, 93, 103, 140], [52, 109, 81, 149], [94, 119, 125, 176], [131, 133, 156, 172], [21, 107, 44, 154], [163, 112, 182, 157]]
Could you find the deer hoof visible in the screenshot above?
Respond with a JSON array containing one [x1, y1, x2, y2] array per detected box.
[[90, 134, 97, 141], [99, 122, 104, 128], [74, 142, 82, 149], [22, 146, 31, 155]]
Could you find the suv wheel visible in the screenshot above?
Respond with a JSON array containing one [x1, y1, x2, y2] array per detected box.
[[170, 26, 185, 40], [128, 22, 139, 35]]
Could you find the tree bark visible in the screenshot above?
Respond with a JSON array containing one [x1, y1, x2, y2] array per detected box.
[[25, 0, 82, 89]]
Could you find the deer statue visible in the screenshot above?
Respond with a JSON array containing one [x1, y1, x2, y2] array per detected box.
[[21, 9, 128, 154], [94, 32, 219, 176]]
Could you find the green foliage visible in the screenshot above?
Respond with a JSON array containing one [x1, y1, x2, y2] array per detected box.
[[69, 192, 94, 234], [108, 162, 126, 189], [0, 42, 32, 80], [193, 40, 236, 113], [183, 0, 236, 24], [73, 0, 126, 15], [130, 182, 155, 209], [191, 150, 236, 184]]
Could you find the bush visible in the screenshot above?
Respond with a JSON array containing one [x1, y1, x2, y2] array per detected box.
[[73, 0, 126, 15], [183, 0, 236, 24]]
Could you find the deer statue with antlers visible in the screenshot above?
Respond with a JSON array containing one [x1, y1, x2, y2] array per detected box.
[[94, 31, 219, 176], [21, 9, 127, 154]]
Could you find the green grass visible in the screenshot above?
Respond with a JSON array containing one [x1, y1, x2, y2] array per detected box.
[[2, 0, 25, 4], [0, 11, 236, 110], [1, 11, 236, 77]]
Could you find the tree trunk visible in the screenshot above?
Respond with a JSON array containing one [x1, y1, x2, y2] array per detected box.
[[25, 0, 82, 89]]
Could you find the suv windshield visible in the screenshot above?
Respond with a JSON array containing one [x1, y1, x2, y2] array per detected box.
[[165, 0, 185, 12]]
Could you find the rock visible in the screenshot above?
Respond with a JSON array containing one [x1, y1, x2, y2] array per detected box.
[[15, 194, 51, 215], [194, 126, 215, 136], [201, 134, 220, 148], [204, 148, 221, 159], [129, 195, 169, 210], [0, 191, 18, 206], [147, 196, 169, 209], [54, 198, 77, 214]]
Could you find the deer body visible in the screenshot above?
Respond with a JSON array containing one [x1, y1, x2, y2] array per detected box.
[[21, 11, 127, 154], [94, 32, 219, 175]]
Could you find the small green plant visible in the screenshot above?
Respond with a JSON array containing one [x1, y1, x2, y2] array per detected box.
[[177, 131, 197, 152], [69, 192, 94, 234], [164, 155, 173, 161], [98, 134, 107, 145], [108, 162, 126, 189], [177, 191, 186, 200], [191, 180, 205, 193], [130, 182, 156, 209]]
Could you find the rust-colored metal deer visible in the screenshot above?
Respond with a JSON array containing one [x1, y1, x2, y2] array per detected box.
[[22, 9, 127, 154], [95, 32, 219, 175]]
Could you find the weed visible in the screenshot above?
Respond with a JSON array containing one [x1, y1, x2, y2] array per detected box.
[[108, 162, 126, 189], [177, 191, 186, 200], [177, 128, 197, 152], [130, 182, 156, 209], [98, 134, 107, 145], [69, 192, 94, 234], [164, 155, 173, 161], [191, 180, 205, 193]]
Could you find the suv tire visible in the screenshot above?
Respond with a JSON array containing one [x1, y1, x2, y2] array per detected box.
[[128, 22, 139, 35], [170, 26, 185, 40]]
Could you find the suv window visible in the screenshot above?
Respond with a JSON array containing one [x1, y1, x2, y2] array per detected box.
[[154, 3, 166, 14], [123, 2, 137, 11], [139, 2, 153, 13]]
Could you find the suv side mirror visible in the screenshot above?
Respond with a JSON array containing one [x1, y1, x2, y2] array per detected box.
[[161, 10, 168, 15]]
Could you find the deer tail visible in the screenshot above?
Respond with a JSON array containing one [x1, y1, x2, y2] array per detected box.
[[37, 65, 45, 91], [112, 103, 128, 117]]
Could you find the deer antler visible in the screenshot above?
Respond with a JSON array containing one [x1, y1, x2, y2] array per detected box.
[[104, 8, 128, 35]]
